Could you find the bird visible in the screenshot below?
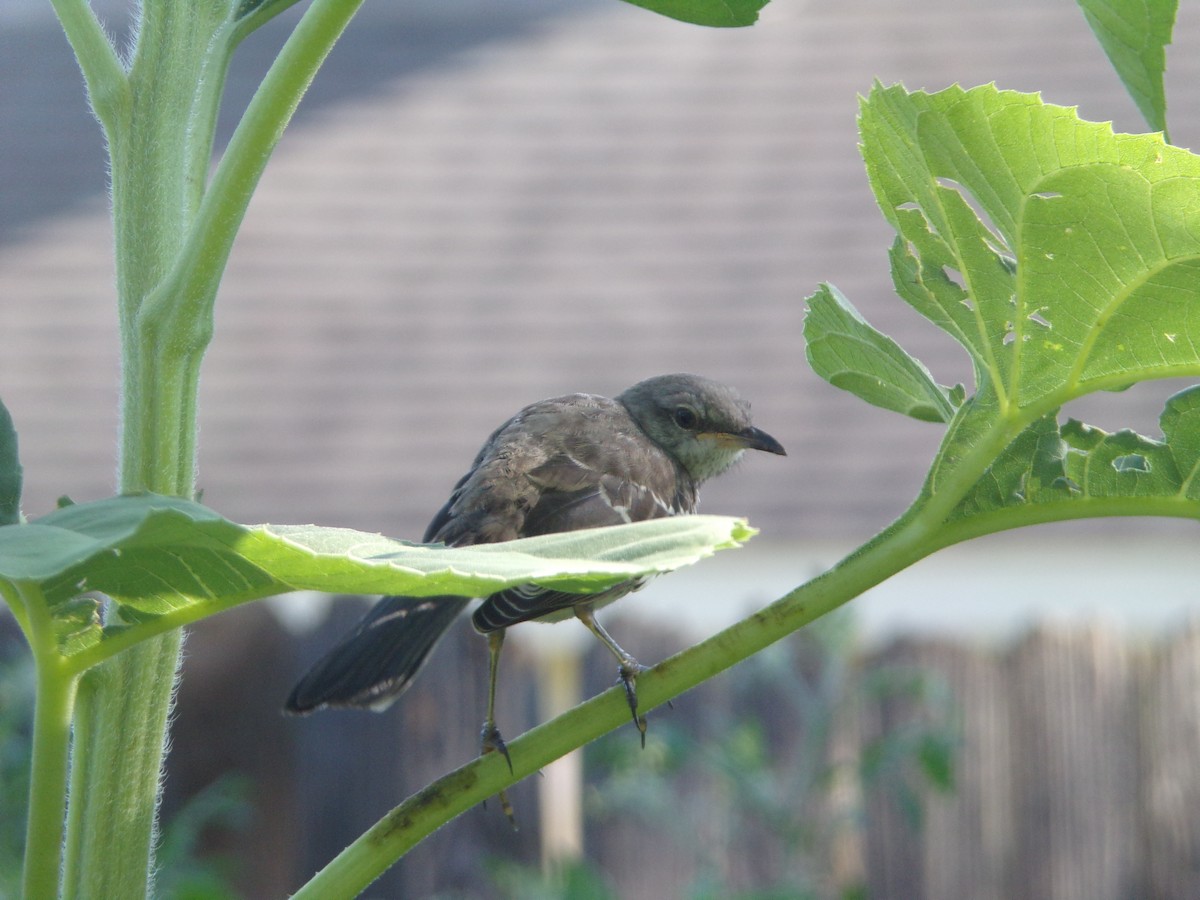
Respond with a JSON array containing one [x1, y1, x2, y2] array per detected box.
[[285, 373, 786, 768]]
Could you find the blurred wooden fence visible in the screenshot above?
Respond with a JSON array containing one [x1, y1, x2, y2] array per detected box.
[[162, 605, 1200, 899]]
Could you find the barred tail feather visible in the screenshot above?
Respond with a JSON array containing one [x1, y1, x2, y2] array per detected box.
[[284, 595, 469, 714]]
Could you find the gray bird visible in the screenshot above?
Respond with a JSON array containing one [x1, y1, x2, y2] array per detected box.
[[285, 374, 786, 762]]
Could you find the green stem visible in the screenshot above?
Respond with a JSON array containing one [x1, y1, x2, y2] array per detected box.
[[59, 1, 368, 894], [47, 0, 126, 131], [112, 3, 235, 494], [136, 0, 369, 347], [64, 6, 233, 891], [60, 677, 94, 897], [62, 636, 184, 900], [21, 586, 78, 900]]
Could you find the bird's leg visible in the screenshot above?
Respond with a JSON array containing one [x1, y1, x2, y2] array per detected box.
[[480, 629, 512, 769], [480, 629, 517, 826], [575, 605, 648, 747]]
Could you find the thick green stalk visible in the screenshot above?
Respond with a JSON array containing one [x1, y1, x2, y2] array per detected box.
[[63, 5, 233, 890], [56, 1, 367, 894], [112, 3, 234, 493], [62, 644, 182, 900]]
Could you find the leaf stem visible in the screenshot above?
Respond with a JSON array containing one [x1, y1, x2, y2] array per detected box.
[[47, 0, 127, 130], [67, 600, 230, 675], [135, 0, 368, 353], [21, 584, 78, 900]]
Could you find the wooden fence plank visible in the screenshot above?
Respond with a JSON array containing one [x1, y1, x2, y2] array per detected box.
[[1139, 621, 1200, 900], [153, 611, 1200, 897], [1006, 624, 1139, 900]]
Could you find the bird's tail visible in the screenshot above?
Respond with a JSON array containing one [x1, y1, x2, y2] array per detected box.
[[284, 594, 469, 714]]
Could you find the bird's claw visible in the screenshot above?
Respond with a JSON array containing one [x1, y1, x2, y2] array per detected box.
[[480, 722, 518, 828], [618, 663, 649, 748], [480, 721, 513, 773]]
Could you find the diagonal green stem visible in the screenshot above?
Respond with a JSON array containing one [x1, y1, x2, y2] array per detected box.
[[293, 511, 935, 897], [47, 0, 126, 131]]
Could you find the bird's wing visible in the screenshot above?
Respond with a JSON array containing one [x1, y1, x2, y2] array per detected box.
[[471, 453, 682, 632], [523, 457, 680, 531]]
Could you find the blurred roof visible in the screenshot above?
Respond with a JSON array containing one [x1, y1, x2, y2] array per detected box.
[[1, 0, 1198, 542]]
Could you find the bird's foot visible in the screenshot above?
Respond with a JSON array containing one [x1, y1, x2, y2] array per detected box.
[[480, 721, 513, 773], [618, 663, 649, 748], [480, 721, 518, 828]]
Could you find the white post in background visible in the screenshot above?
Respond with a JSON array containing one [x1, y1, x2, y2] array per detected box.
[[536, 644, 584, 871]]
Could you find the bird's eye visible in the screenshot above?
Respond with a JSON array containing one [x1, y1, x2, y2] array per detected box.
[[673, 406, 699, 430]]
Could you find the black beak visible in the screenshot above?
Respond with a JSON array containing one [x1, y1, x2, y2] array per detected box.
[[736, 426, 787, 457]]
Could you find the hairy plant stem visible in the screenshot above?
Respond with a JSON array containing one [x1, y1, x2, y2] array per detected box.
[[64, 3, 231, 890], [48, 0, 366, 895]]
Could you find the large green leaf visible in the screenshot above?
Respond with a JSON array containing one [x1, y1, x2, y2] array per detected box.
[[857, 83, 1200, 412], [0, 494, 754, 659], [805, 83, 1200, 542], [1077, 0, 1176, 137]]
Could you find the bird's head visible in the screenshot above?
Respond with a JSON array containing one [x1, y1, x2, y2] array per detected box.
[[617, 373, 786, 483]]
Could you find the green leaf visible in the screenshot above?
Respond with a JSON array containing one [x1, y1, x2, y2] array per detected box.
[[1077, 0, 1176, 137], [0, 398, 20, 527], [858, 83, 1200, 413], [816, 84, 1200, 548], [805, 282, 961, 422], [0, 494, 754, 659], [946, 385, 1200, 528], [617, 0, 770, 28]]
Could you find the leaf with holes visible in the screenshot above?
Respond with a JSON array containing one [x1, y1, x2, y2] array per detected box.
[[944, 385, 1200, 531], [806, 82, 1200, 540], [856, 83, 1200, 415]]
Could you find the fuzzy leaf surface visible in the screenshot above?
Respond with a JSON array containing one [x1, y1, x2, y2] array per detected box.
[[0, 494, 754, 657]]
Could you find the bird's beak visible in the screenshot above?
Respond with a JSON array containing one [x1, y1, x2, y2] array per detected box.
[[709, 426, 787, 456]]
